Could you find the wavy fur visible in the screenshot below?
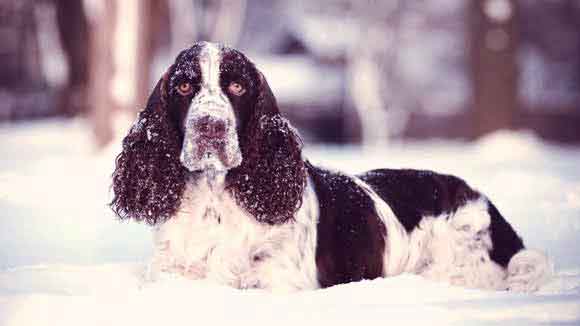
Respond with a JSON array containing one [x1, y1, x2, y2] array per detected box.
[[226, 74, 306, 224], [111, 73, 187, 224], [111, 45, 306, 225]]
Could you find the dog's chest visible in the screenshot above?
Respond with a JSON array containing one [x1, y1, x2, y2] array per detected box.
[[152, 179, 318, 290]]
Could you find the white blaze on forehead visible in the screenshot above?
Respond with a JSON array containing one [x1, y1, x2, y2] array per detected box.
[[192, 42, 229, 108], [179, 42, 242, 173], [199, 42, 222, 93]]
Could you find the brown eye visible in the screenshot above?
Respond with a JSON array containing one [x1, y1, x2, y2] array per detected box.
[[177, 82, 192, 95], [228, 82, 246, 96]]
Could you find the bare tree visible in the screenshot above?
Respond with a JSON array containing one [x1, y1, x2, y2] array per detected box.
[[86, 0, 117, 147], [469, 0, 519, 138], [134, 0, 170, 112], [54, 0, 90, 117]]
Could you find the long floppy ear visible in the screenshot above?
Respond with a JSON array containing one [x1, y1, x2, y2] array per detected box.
[[227, 72, 306, 224], [111, 71, 187, 225]]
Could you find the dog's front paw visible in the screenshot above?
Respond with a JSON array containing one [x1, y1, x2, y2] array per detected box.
[[177, 263, 207, 280], [144, 241, 181, 282], [507, 249, 552, 292]]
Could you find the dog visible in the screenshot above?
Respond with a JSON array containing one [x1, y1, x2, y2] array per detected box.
[[111, 41, 551, 292]]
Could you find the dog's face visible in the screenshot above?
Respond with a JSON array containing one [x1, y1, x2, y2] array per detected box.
[[112, 42, 305, 225], [164, 42, 261, 173]]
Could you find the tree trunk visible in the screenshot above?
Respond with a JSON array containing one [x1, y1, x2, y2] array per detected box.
[[87, 0, 116, 147], [469, 0, 519, 138], [134, 0, 170, 112], [54, 0, 89, 116]]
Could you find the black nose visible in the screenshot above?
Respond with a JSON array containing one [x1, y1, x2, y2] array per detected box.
[[195, 115, 227, 138]]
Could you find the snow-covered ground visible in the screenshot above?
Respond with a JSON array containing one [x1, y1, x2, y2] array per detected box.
[[1, 119, 579, 325]]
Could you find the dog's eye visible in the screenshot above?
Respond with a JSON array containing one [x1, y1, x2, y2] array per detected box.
[[177, 82, 193, 95], [228, 82, 246, 96]]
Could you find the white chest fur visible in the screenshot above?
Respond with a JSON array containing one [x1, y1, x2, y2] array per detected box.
[[146, 174, 320, 292]]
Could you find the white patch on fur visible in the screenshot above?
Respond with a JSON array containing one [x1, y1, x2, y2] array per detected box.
[[145, 175, 319, 292], [351, 176, 411, 276], [180, 42, 242, 172], [349, 178, 510, 291], [201, 42, 221, 91], [507, 249, 553, 292], [412, 198, 508, 290]]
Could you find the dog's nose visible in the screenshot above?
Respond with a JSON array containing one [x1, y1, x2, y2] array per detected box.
[[195, 115, 227, 138]]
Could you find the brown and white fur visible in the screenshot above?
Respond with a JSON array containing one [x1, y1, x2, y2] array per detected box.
[[111, 41, 551, 293]]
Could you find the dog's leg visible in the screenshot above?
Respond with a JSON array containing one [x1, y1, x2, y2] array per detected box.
[[419, 198, 508, 290], [144, 220, 190, 282], [145, 240, 176, 281]]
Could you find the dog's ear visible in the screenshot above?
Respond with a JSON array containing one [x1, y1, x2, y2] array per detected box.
[[227, 72, 306, 224], [111, 70, 187, 225]]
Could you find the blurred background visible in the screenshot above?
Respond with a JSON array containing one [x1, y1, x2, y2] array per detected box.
[[1, 0, 580, 281], [1, 0, 579, 146]]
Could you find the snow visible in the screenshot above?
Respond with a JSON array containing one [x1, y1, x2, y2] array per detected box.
[[253, 55, 343, 109], [1, 119, 580, 325], [483, 0, 513, 23]]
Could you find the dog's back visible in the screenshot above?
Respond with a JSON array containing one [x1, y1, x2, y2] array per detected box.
[[308, 164, 551, 291]]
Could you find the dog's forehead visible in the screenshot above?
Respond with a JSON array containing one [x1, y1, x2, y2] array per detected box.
[[197, 42, 251, 73], [197, 42, 222, 87], [171, 44, 203, 82], [171, 42, 253, 85], [173, 43, 223, 73], [198, 42, 222, 59]]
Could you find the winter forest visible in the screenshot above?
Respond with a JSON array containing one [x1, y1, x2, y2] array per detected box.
[[1, 0, 580, 324]]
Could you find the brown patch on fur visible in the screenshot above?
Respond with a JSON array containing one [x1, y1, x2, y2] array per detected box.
[[111, 44, 307, 226], [226, 73, 306, 224], [110, 71, 187, 225], [307, 162, 387, 287]]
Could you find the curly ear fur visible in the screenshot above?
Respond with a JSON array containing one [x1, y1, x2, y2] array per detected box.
[[227, 74, 306, 224], [111, 72, 187, 224]]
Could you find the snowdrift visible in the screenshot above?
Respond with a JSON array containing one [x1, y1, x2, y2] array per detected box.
[[1, 120, 579, 325]]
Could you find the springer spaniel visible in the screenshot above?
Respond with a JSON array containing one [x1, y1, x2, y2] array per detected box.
[[111, 41, 551, 292]]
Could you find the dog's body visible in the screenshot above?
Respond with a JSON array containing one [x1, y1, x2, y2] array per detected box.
[[148, 172, 320, 291], [112, 42, 550, 292]]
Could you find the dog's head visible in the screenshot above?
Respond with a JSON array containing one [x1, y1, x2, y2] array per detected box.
[[111, 42, 305, 225]]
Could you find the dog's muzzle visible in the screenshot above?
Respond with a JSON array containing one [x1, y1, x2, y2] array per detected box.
[[180, 102, 242, 173], [195, 115, 227, 140]]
